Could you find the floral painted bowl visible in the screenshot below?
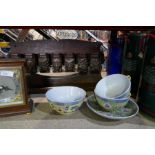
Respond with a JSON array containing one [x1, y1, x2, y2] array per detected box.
[[95, 94, 130, 112], [46, 86, 86, 114]]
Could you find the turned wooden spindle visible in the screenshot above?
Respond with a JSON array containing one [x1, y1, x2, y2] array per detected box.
[[52, 54, 62, 72], [89, 53, 101, 73], [78, 54, 88, 74], [38, 54, 50, 73], [25, 54, 37, 74], [64, 54, 75, 72]]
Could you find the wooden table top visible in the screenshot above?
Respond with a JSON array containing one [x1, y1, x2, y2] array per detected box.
[[0, 92, 155, 129]]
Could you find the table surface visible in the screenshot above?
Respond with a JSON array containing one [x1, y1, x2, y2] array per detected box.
[[0, 92, 155, 129]]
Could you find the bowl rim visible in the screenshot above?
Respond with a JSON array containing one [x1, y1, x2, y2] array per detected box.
[[94, 93, 130, 102], [95, 74, 131, 99], [45, 86, 86, 104]]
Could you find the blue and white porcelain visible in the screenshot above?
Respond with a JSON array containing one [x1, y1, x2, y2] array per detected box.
[[94, 74, 131, 111], [87, 95, 139, 120], [46, 86, 86, 114], [94, 74, 131, 99], [95, 94, 130, 112]]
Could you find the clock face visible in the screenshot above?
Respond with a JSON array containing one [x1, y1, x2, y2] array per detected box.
[[0, 66, 25, 108], [0, 75, 19, 102]]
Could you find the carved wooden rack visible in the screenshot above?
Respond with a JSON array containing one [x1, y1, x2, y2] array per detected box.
[[10, 39, 103, 93]]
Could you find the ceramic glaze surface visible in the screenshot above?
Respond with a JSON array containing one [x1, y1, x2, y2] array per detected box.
[[48, 100, 83, 114], [46, 86, 86, 114], [46, 86, 86, 104], [87, 95, 139, 120], [95, 95, 129, 112], [95, 74, 131, 99]]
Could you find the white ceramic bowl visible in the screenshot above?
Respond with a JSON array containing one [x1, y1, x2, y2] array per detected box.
[[94, 74, 131, 99], [46, 86, 86, 114]]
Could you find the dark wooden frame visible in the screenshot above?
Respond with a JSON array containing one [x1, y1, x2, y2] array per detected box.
[[0, 59, 32, 116], [10, 39, 103, 93]]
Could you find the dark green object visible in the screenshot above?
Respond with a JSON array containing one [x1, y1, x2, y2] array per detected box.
[[143, 66, 155, 85], [122, 32, 145, 98], [138, 34, 155, 116], [139, 87, 155, 115]]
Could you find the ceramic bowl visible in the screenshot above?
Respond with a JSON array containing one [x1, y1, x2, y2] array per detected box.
[[94, 74, 131, 99], [95, 94, 130, 112], [46, 86, 86, 114]]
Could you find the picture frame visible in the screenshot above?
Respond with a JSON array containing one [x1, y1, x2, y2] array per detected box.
[[0, 59, 32, 116]]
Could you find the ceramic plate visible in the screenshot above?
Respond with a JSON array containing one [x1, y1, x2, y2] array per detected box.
[[86, 95, 139, 120]]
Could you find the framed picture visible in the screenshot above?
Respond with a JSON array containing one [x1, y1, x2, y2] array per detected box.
[[0, 59, 32, 116]]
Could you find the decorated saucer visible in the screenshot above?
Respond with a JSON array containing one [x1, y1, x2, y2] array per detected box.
[[86, 95, 139, 120]]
